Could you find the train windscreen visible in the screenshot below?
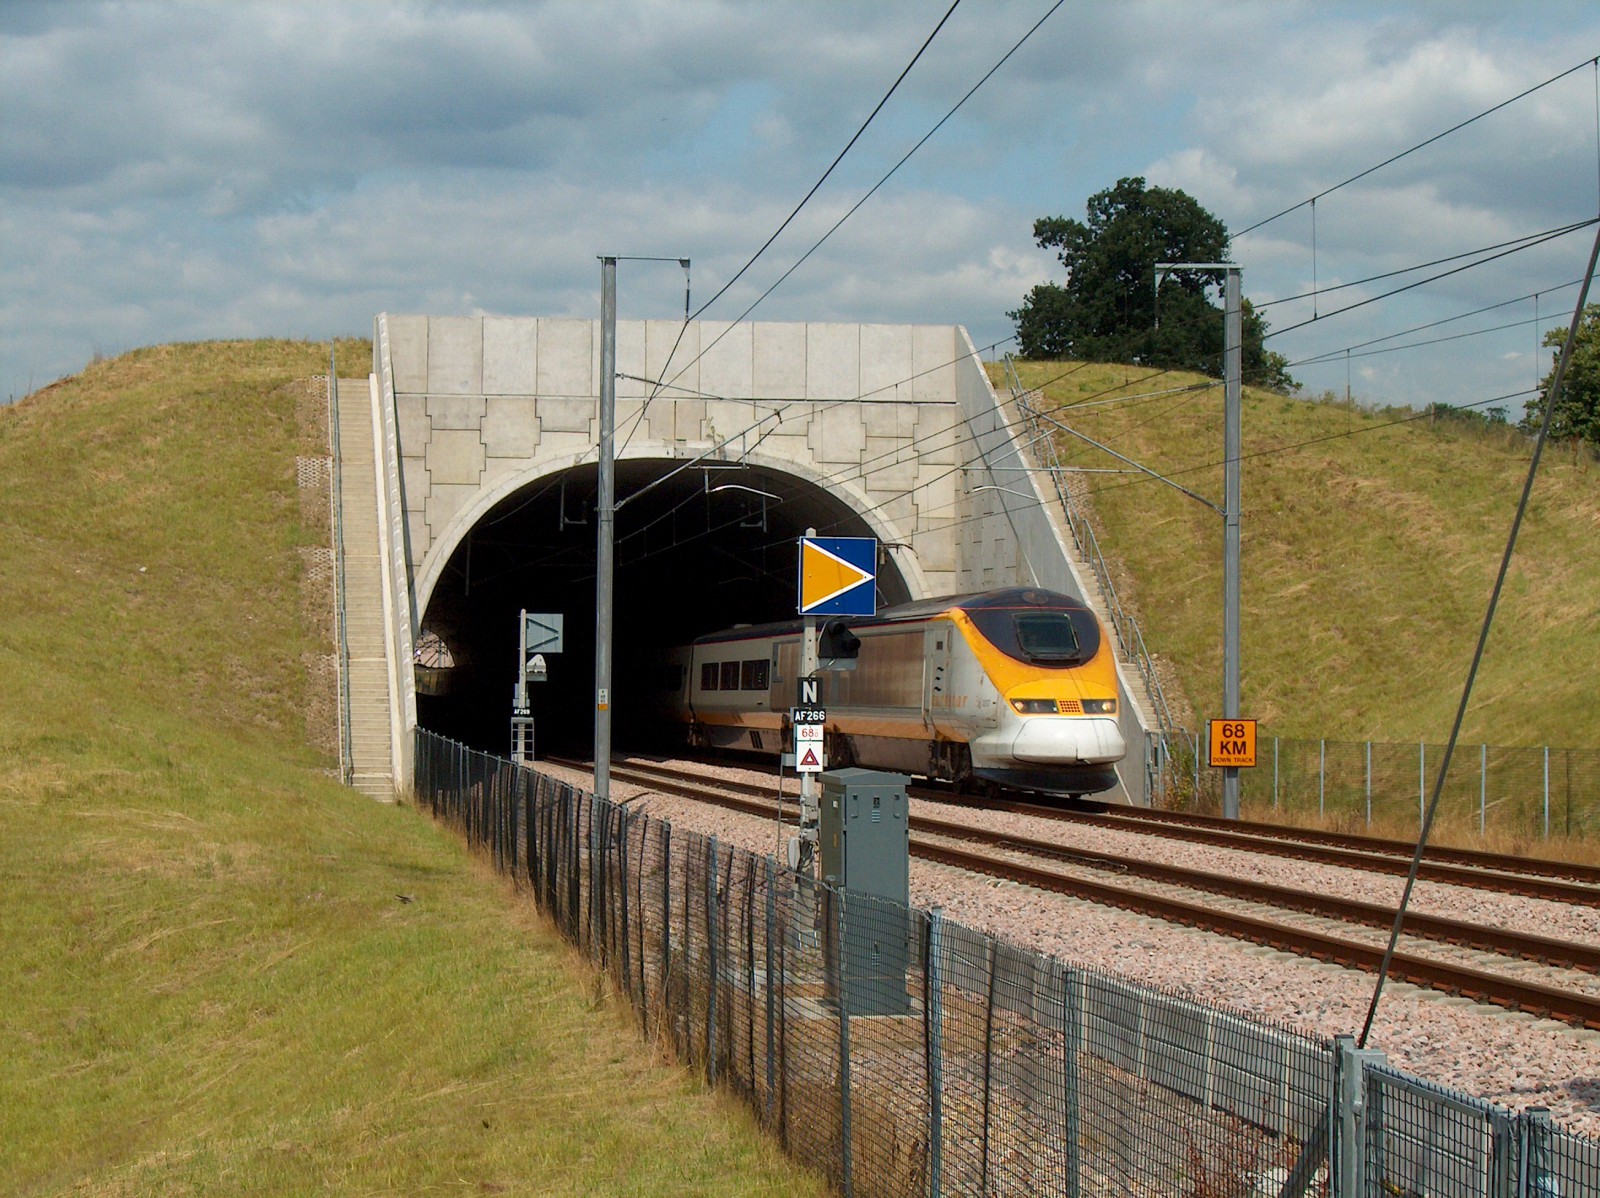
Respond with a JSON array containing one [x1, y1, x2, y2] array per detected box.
[[966, 605, 1100, 666], [1014, 613, 1080, 661]]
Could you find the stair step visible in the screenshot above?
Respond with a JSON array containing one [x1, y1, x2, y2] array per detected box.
[[330, 375, 400, 789]]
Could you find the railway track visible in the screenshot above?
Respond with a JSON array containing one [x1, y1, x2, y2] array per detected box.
[[556, 755, 1600, 1031], [961, 793, 1600, 907]]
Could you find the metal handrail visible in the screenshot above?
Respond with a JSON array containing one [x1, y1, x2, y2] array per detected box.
[[1003, 355, 1190, 800], [328, 345, 354, 785]]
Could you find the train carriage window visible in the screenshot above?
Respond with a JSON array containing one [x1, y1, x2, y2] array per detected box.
[[720, 660, 740, 690], [701, 662, 719, 691], [741, 659, 769, 690]]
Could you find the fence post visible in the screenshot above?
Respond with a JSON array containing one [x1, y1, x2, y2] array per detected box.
[[1543, 747, 1551, 840], [1518, 1106, 1556, 1197], [661, 823, 672, 1035], [981, 939, 998, 1194], [706, 836, 719, 1085], [1488, 1107, 1518, 1198], [1063, 966, 1083, 1198], [1193, 730, 1201, 804], [1419, 741, 1426, 832], [617, 807, 632, 1002], [1319, 739, 1326, 818], [835, 887, 853, 1198], [764, 856, 776, 1126], [926, 907, 945, 1198], [1332, 1035, 1386, 1198]]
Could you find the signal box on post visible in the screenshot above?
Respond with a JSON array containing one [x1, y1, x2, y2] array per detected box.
[[820, 768, 910, 1016]]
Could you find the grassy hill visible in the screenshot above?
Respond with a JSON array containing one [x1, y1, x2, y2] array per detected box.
[[995, 359, 1600, 750], [0, 342, 824, 1197]]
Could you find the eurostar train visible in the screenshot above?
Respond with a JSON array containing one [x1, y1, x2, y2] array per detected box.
[[658, 587, 1126, 796]]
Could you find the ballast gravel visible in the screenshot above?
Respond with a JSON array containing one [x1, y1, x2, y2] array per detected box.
[[531, 759, 1600, 1137]]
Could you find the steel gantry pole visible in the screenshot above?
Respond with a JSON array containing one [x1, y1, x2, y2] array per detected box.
[[1155, 262, 1245, 818], [593, 255, 690, 803], [1221, 266, 1243, 820], [595, 255, 617, 803]]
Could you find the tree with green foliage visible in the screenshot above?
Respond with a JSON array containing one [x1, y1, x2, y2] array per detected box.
[[1521, 303, 1600, 446], [1010, 176, 1296, 392]]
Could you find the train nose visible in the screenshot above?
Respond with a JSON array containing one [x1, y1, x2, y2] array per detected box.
[[1002, 716, 1126, 765]]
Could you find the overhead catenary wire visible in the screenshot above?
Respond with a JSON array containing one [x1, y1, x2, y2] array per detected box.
[[1286, 276, 1586, 368], [1357, 216, 1600, 1049], [1252, 219, 1598, 313], [1289, 312, 1556, 368], [809, 219, 1586, 529], [1264, 218, 1599, 340], [687, 0, 962, 325], [659, 0, 1068, 397], [1234, 54, 1600, 240], [633, 47, 1596, 510], [618, 0, 963, 453], [1074, 386, 1536, 509]]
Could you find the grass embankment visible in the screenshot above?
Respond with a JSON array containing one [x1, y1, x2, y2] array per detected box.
[[998, 360, 1600, 748], [0, 342, 825, 1197]]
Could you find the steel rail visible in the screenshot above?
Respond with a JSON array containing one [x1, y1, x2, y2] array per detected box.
[[914, 788, 1600, 906], [908, 808, 1600, 974], [569, 756, 1600, 1030], [597, 757, 1600, 972], [909, 834, 1600, 1031], [1070, 800, 1600, 886], [593, 755, 1600, 901]]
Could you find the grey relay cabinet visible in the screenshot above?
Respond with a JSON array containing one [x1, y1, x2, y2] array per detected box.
[[820, 768, 911, 1016]]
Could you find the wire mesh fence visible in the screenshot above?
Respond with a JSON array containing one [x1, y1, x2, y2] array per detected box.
[[414, 730, 1596, 1196], [1162, 732, 1600, 842]]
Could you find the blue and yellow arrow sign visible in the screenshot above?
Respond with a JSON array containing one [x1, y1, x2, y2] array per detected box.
[[798, 536, 877, 616]]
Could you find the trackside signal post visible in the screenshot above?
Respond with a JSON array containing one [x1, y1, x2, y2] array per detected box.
[[512, 610, 562, 765], [794, 532, 877, 874]]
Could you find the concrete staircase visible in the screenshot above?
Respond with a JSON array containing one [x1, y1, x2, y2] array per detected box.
[[997, 389, 1175, 740], [334, 376, 398, 800]]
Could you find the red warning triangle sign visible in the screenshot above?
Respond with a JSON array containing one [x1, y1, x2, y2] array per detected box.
[[799, 747, 820, 769]]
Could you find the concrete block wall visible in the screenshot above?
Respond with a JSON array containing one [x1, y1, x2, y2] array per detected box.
[[379, 315, 973, 606], [365, 313, 1152, 802]]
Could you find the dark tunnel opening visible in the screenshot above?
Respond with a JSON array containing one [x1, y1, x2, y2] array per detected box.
[[414, 459, 911, 759]]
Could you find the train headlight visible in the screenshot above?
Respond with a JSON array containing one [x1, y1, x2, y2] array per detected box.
[[1081, 698, 1117, 715], [1010, 699, 1058, 714]]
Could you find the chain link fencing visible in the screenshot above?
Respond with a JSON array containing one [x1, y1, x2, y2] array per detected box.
[[1161, 732, 1600, 842], [414, 730, 1596, 1196]]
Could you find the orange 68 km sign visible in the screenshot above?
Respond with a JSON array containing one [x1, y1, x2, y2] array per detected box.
[[1208, 719, 1258, 768]]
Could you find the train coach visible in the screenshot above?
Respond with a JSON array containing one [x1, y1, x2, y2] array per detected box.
[[656, 587, 1126, 797]]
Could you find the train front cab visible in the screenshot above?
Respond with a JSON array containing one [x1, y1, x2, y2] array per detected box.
[[946, 593, 1126, 795]]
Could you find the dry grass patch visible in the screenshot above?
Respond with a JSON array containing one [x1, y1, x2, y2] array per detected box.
[[998, 360, 1600, 749], [1, 341, 826, 1197]]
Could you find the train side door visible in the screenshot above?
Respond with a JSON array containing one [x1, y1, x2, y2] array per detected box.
[[922, 623, 950, 731]]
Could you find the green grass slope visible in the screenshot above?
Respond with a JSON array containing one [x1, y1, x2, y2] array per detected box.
[[998, 360, 1600, 749], [0, 342, 824, 1197]]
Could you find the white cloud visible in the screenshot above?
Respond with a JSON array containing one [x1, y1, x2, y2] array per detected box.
[[4, 0, 1599, 409]]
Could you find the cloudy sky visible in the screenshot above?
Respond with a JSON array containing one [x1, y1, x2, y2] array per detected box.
[[4, 1, 1599, 411]]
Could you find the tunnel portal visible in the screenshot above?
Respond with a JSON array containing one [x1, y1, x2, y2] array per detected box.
[[415, 458, 911, 757]]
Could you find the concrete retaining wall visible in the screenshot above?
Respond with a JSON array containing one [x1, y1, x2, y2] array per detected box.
[[367, 313, 1151, 801]]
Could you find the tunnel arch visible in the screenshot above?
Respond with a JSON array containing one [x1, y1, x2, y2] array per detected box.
[[411, 443, 930, 623], [407, 443, 928, 755]]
